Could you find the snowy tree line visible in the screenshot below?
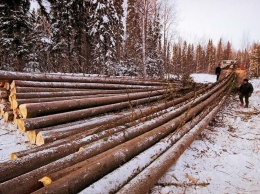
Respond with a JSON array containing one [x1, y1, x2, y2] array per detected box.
[[0, 0, 259, 77]]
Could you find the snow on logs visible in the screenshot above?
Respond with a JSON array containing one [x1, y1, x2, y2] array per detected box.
[[0, 70, 235, 194]]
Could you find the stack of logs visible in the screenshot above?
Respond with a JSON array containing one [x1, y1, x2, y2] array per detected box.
[[0, 70, 235, 194], [1, 70, 181, 146]]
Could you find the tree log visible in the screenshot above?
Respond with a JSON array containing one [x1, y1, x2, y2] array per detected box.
[[11, 88, 157, 99], [117, 97, 227, 194], [17, 94, 163, 132], [4, 111, 14, 122], [36, 82, 231, 188], [0, 77, 233, 192], [4, 79, 231, 182], [14, 87, 198, 158], [11, 94, 118, 110], [31, 83, 229, 194], [34, 94, 165, 145], [10, 86, 90, 94], [0, 90, 8, 98], [18, 90, 165, 118], [79, 99, 222, 193], [0, 70, 165, 86], [11, 80, 164, 90]]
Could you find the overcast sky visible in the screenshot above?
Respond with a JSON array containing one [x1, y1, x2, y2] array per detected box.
[[176, 0, 260, 50]]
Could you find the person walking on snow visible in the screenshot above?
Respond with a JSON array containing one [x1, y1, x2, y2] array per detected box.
[[239, 78, 254, 108], [215, 64, 221, 81]]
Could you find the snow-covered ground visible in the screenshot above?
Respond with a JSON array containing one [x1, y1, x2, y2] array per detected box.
[[0, 120, 34, 162], [151, 75, 260, 194], [0, 74, 259, 193]]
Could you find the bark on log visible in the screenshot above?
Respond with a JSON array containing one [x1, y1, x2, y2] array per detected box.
[[0, 70, 165, 86], [26, 113, 122, 145], [0, 76, 233, 193], [79, 100, 222, 193], [11, 88, 156, 99], [17, 94, 163, 132], [17, 79, 218, 143], [2, 110, 149, 183], [36, 81, 231, 187], [10, 86, 90, 94], [11, 80, 164, 90], [14, 88, 194, 158], [31, 84, 229, 194], [35, 94, 165, 145], [18, 89, 164, 119], [0, 90, 8, 98], [117, 97, 228, 194], [4, 78, 231, 182], [11, 94, 118, 110], [0, 102, 11, 112]]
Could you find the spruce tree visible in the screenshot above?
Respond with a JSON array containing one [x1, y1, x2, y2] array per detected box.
[[0, 0, 48, 71], [125, 0, 142, 69]]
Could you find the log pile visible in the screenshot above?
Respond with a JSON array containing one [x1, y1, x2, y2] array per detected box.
[[0, 70, 235, 194]]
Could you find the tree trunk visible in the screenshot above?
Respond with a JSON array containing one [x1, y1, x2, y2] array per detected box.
[[31, 85, 228, 194], [11, 80, 164, 90], [117, 97, 228, 194], [4, 111, 14, 122], [0, 70, 165, 85], [17, 94, 163, 131], [10, 86, 89, 94], [79, 98, 222, 193], [18, 90, 165, 118], [11, 88, 154, 99], [13, 86, 202, 158], [11, 95, 115, 110]]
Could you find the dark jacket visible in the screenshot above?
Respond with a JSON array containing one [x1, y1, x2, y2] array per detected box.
[[215, 66, 221, 75], [239, 82, 254, 95]]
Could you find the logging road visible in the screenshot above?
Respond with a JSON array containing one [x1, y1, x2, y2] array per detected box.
[[1, 71, 258, 193]]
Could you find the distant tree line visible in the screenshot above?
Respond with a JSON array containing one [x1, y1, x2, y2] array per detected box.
[[0, 0, 259, 77]]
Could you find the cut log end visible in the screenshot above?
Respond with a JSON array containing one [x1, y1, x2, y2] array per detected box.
[[17, 119, 26, 132], [39, 176, 52, 187], [27, 130, 36, 145], [12, 100, 19, 110], [10, 153, 17, 160], [78, 147, 84, 151], [36, 132, 45, 146], [4, 111, 14, 122], [19, 104, 27, 118]]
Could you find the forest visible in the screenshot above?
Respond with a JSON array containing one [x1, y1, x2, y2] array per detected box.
[[0, 0, 260, 77]]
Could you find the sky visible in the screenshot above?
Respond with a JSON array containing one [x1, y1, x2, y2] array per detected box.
[[175, 0, 260, 50]]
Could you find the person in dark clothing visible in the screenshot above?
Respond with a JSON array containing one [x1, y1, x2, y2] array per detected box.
[[239, 78, 254, 108], [215, 64, 221, 81]]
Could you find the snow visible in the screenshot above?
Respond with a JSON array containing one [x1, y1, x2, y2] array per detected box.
[[191, 73, 216, 83], [0, 120, 34, 162], [0, 74, 259, 193], [150, 77, 260, 194]]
